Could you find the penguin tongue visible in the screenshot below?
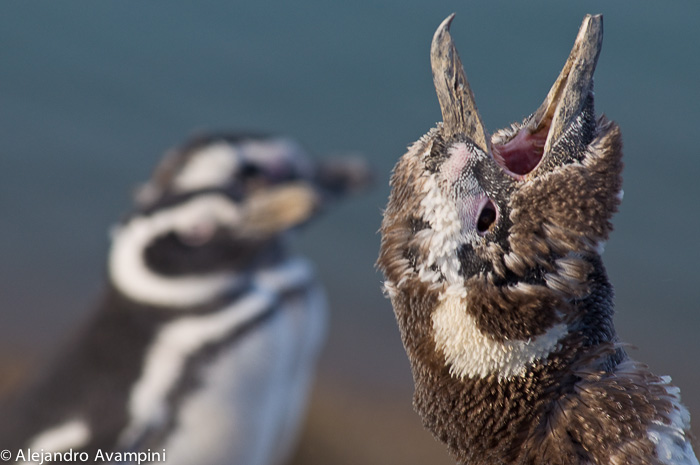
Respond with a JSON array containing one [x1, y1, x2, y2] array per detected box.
[[492, 128, 548, 176]]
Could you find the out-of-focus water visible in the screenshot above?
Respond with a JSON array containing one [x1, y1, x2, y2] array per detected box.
[[1, 1, 698, 461]]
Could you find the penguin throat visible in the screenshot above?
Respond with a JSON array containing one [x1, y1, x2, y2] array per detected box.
[[492, 128, 547, 176], [431, 294, 567, 380]]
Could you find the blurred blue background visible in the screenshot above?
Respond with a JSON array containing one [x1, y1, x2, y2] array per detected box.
[[1, 2, 698, 463]]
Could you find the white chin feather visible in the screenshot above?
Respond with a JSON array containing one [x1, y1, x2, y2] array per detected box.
[[432, 294, 567, 380]]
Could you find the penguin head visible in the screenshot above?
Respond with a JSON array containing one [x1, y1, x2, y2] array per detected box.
[[110, 133, 370, 307], [378, 15, 623, 381]]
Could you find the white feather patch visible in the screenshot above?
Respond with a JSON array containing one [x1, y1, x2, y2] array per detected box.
[[432, 295, 567, 379], [417, 167, 465, 287], [172, 143, 240, 193], [108, 194, 244, 308], [415, 142, 486, 291], [24, 420, 90, 457], [594, 240, 607, 255], [647, 377, 699, 465]]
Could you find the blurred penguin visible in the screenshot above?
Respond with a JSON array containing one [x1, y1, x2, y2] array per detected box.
[[0, 133, 370, 465]]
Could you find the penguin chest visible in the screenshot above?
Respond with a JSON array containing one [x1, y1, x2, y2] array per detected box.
[[160, 284, 327, 465]]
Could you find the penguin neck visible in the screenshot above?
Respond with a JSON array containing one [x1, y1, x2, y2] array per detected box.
[[401, 258, 634, 464], [107, 231, 291, 311], [103, 237, 309, 319]]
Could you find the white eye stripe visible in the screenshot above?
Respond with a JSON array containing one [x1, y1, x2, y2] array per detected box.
[[168, 139, 313, 195], [172, 143, 241, 193]]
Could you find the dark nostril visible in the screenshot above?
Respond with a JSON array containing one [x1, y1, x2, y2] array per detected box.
[[477, 199, 497, 234]]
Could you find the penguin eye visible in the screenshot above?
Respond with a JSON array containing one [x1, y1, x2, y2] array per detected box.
[[476, 199, 497, 234], [240, 164, 263, 178]]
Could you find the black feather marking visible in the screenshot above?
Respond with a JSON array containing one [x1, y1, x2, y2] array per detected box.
[[410, 217, 431, 234], [456, 243, 492, 277], [143, 231, 274, 277]]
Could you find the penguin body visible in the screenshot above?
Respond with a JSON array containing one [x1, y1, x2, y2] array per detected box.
[[1, 133, 369, 465], [377, 15, 697, 465]]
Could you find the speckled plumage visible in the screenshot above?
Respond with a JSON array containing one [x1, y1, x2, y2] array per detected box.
[[377, 14, 697, 465]]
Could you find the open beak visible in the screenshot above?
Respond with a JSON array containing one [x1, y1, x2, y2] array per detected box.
[[435, 13, 603, 179], [430, 13, 488, 153], [530, 14, 603, 158]]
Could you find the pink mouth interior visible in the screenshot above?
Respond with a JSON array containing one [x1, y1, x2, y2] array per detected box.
[[492, 128, 548, 176]]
